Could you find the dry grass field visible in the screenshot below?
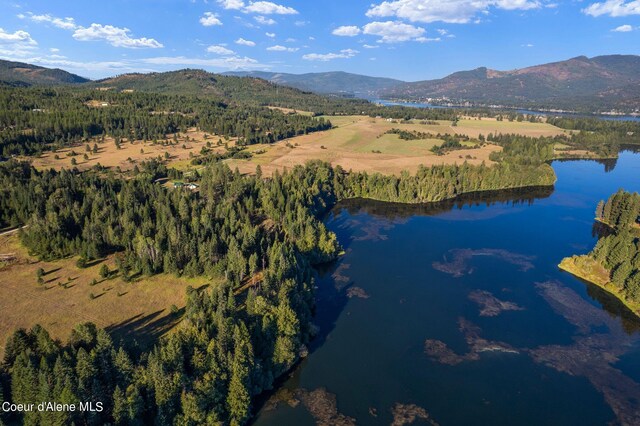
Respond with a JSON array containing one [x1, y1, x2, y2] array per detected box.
[[21, 115, 566, 178], [26, 128, 228, 172], [266, 106, 314, 116], [224, 115, 563, 176], [0, 232, 214, 355]]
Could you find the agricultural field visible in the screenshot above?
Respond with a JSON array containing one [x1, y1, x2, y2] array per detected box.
[[225, 115, 565, 176], [0, 231, 212, 356]]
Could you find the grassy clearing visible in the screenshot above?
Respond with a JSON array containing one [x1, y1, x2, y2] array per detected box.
[[226, 115, 517, 176], [452, 118, 566, 138], [266, 106, 314, 116], [0, 233, 216, 356], [22, 115, 566, 178], [25, 127, 228, 173]]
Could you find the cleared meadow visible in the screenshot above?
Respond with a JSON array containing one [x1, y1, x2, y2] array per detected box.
[[0, 232, 212, 355]]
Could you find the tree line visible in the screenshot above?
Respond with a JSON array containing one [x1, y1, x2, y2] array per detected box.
[[573, 190, 640, 301]]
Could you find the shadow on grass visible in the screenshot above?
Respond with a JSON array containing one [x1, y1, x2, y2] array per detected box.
[[43, 267, 61, 276], [85, 258, 107, 268], [106, 309, 184, 353]]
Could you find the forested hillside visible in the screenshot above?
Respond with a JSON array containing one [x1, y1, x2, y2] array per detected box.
[[382, 55, 640, 112], [0, 87, 332, 157], [0, 160, 339, 425], [0, 60, 89, 87], [91, 69, 462, 118], [224, 70, 403, 96]]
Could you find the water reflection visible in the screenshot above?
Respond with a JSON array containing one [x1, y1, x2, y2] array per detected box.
[[335, 186, 554, 220]]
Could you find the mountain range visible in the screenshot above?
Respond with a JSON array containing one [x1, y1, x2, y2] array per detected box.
[[223, 71, 402, 97], [381, 55, 640, 111], [1, 54, 639, 112]]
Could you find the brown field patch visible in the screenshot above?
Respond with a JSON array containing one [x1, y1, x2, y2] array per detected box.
[[225, 115, 505, 176], [25, 128, 228, 172], [0, 233, 213, 355], [266, 106, 314, 116]]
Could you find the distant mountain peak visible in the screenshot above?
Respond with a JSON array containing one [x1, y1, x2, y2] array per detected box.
[[381, 54, 640, 112], [0, 59, 89, 86], [223, 70, 404, 95]]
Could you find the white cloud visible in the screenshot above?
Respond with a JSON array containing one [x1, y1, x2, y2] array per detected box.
[[21, 11, 163, 49], [200, 12, 223, 26], [0, 27, 37, 57], [415, 36, 441, 42], [218, 0, 245, 9], [303, 48, 358, 61], [266, 44, 298, 51], [363, 44, 379, 48], [235, 37, 256, 46], [294, 20, 309, 26], [21, 13, 77, 30], [50, 47, 60, 53], [366, 0, 540, 24], [0, 28, 36, 44], [0, 54, 139, 75], [255, 15, 277, 25], [265, 32, 276, 37], [583, 0, 640, 17], [221, 0, 298, 15], [207, 44, 235, 55], [332, 25, 362, 36], [612, 24, 634, 31], [244, 1, 298, 14], [73, 24, 163, 48], [521, 43, 534, 47], [142, 55, 265, 70], [362, 21, 426, 43]]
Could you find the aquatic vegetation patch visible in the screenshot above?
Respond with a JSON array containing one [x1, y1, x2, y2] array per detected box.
[[391, 403, 440, 426], [346, 286, 370, 299], [424, 317, 519, 366], [529, 281, 640, 425], [263, 387, 356, 426], [468, 290, 524, 317], [433, 248, 536, 277]]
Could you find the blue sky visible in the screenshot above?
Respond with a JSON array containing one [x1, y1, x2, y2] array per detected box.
[[0, 0, 639, 81]]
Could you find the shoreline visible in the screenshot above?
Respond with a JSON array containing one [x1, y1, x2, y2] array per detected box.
[[558, 256, 640, 318]]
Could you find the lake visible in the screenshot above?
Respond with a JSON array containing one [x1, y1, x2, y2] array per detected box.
[[371, 99, 640, 122], [252, 150, 640, 425]]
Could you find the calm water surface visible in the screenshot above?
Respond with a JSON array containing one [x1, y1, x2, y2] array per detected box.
[[372, 99, 640, 122], [253, 151, 640, 425]]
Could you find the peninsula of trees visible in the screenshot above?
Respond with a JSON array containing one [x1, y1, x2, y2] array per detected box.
[[560, 190, 640, 314]]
